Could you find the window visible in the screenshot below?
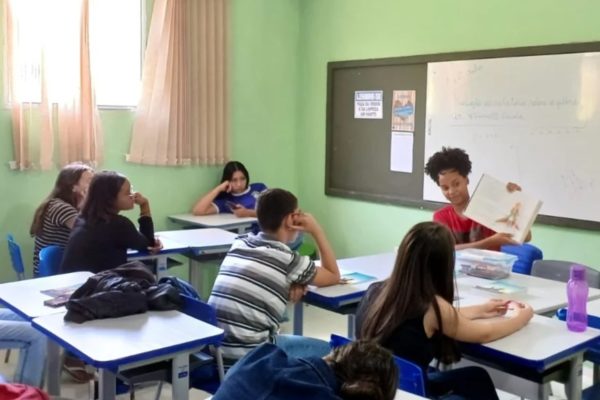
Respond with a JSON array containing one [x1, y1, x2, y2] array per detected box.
[[90, 0, 143, 107], [5, 0, 143, 107]]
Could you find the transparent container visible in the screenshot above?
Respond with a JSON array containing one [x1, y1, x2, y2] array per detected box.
[[456, 249, 517, 280]]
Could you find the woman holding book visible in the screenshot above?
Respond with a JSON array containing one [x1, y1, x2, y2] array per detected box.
[[424, 147, 531, 250]]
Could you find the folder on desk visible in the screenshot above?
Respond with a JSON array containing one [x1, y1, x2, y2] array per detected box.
[[340, 272, 376, 285]]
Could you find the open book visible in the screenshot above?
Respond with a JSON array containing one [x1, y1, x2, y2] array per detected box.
[[464, 174, 542, 243]]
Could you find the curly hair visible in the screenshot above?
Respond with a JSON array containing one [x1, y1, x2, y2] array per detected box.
[[424, 147, 472, 185]]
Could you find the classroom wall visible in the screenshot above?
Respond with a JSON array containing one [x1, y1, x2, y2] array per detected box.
[[295, 0, 600, 266], [0, 0, 301, 282]]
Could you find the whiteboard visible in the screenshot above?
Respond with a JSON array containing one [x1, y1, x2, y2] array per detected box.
[[424, 52, 600, 223]]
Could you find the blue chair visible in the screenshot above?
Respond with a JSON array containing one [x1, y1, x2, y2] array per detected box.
[[7, 234, 25, 280], [329, 334, 427, 397], [38, 246, 65, 277], [501, 243, 543, 275]]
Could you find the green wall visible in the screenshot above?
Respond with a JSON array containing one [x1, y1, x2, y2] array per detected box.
[[296, 0, 600, 265], [1, 0, 600, 282]]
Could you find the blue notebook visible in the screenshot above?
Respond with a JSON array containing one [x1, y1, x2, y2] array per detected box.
[[340, 272, 376, 285]]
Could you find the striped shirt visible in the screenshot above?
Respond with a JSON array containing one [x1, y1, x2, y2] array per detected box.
[[208, 233, 316, 366], [33, 198, 78, 275]]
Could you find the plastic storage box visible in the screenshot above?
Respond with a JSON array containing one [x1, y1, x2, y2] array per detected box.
[[456, 249, 518, 280]]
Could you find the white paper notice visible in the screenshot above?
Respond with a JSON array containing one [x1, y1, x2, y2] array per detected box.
[[354, 90, 383, 119], [390, 131, 413, 173]]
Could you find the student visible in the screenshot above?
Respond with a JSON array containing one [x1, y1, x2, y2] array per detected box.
[[355, 221, 533, 400], [60, 171, 161, 274], [0, 309, 46, 387], [30, 163, 94, 276], [212, 340, 398, 400], [192, 161, 267, 218], [424, 147, 531, 250], [208, 188, 341, 366]]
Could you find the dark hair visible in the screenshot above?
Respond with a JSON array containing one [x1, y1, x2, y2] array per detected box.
[[80, 171, 127, 225], [221, 161, 249, 189], [327, 340, 398, 400], [359, 221, 460, 365], [30, 163, 93, 236], [256, 188, 298, 232], [424, 147, 472, 185]]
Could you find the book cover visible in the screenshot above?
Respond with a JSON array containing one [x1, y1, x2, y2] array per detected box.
[[339, 272, 377, 285], [464, 174, 543, 243], [475, 281, 527, 295]]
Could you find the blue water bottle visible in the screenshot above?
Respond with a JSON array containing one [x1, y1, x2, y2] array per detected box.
[[567, 265, 588, 332]]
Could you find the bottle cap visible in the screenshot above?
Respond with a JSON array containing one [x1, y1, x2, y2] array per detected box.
[[570, 264, 586, 280]]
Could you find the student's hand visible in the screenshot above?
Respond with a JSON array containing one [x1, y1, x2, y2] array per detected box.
[[478, 299, 510, 318], [288, 284, 308, 303], [133, 192, 149, 207], [232, 205, 250, 217], [218, 181, 231, 193], [486, 232, 517, 248], [506, 182, 522, 192], [148, 238, 163, 254], [507, 301, 534, 324], [290, 212, 321, 236]]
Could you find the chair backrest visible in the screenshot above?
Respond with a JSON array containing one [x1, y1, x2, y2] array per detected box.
[[329, 334, 427, 396], [6, 234, 25, 280], [180, 294, 218, 325], [38, 246, 65, 277], [531, 259, 600, 289]]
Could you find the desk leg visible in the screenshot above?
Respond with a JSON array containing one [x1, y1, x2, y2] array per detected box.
[[189, 258, 200, 290], [347, 314, 356, 339], [171, 353, 190, 400], [98, 368, 116, 400], [156, 255, 168, 279], [566, 354, 583, 400], [46, 340, 61, 396], [293, 302, 304, 336]]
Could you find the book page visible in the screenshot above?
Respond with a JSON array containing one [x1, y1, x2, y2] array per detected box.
[[464, 174, 542, 243]]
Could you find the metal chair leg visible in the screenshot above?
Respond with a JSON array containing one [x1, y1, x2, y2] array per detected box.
[[4, 349, 10, 363]]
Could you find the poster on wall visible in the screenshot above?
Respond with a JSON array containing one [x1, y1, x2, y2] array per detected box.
[[391, 90, 416, 131], [354, 90, 383, 119]]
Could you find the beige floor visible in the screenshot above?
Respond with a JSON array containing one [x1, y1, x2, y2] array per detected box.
[[0, 304, 594, 399]]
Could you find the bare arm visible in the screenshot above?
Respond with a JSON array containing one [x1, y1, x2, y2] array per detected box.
[[291, 213, 340, 287], [426, 296, 533, 343], [192, 181, 229, 215], [455, 232, 517, 250]]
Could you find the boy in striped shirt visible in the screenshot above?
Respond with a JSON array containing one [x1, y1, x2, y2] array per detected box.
[[208, 188, 341, 366]]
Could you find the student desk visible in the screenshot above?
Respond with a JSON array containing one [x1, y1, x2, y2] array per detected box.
[[0, 271, 92, 320], [294, 252, 600, 337], [460, 314, 600, 400], [293, 252, 395, 336], [0, 272, 93, 394], [127, 235, 190, 279], [32, 310, 224, 400], [156, 228, 237, 289], [169, 213, 256, 234]]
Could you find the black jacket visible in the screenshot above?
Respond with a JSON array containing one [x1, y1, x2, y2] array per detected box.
[[64, 261, 181, 323]]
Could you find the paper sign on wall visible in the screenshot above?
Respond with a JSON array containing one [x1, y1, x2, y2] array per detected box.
[[390, 131, 413, 173], [354, 90, 383, 119]]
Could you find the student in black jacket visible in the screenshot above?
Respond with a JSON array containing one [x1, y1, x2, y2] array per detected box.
[[61, 171, 161, 274]]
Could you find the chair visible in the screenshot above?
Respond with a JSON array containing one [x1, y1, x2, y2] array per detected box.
[[329, 334, 427, 397], [7, 234, 25, 281], [38, 246, 65, 277], [4, 234, 26, 363], [501, 243, 543, 275], [531, 260, 600, 289]]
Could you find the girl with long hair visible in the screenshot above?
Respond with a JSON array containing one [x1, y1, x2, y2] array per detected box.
[[30, 163, 93, 276], [356, 221, 533, 400]]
